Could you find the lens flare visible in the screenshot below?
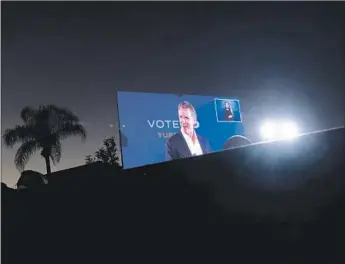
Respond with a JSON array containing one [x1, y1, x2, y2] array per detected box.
[[260, 121, 277, 140], [260, 120, 299, 141], [280, 121, 298, 139]]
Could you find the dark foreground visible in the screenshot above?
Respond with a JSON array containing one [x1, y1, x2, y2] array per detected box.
[[2, 127, 345, 264]]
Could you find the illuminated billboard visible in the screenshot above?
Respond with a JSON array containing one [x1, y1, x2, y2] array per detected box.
[[117, 91, 244, 169]]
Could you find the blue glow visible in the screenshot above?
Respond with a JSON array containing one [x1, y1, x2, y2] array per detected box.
[[118, 91, 245, 169]]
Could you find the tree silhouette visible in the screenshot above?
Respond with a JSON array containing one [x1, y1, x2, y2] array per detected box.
[[85, 136, 120, 167], [3, 105, 86, 175]]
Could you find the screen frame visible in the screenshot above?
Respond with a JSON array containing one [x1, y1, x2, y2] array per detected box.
[[116, 89, 243, 169], [214, 98, 243, 123]]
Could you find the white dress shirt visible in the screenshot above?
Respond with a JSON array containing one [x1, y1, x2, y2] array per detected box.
[[181, 129, 203, 156]]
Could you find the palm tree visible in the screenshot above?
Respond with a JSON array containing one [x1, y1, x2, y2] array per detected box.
[[3, 105, 87, 175]]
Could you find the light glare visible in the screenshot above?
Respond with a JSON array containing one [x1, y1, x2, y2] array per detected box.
[[260, 120, 299, 141], [281, 122, 298, 139], [260, 122, 277, 140]]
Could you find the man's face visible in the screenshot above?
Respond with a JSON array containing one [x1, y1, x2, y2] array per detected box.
[[225, 102, 230, 109], [178, 108, 195, 131]]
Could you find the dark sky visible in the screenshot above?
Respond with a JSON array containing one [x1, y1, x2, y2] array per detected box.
[[1, 1, 344, 186]]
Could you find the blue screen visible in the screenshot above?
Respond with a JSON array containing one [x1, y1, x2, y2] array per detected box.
[[118, 91, 244, 169]]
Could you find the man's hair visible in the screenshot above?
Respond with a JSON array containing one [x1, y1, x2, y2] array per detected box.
[[178, 101, 197, 121]]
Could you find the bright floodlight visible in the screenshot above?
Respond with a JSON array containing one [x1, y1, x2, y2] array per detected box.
[[280, 121, 298, 139], [260, 121, 277, 140], [260, 120, 299, 141]]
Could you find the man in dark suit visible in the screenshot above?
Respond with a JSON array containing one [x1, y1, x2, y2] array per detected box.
[[223, 101, 234, 121], [165, 101, 211, 161]]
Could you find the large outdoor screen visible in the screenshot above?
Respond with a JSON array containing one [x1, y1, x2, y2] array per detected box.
[[117, 91, 244, 169]]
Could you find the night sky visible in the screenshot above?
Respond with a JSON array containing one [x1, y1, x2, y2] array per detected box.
[[1, 2, 344, 186]]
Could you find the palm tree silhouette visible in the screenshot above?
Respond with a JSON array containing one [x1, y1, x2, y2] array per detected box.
[[3, 105, 87, 175]]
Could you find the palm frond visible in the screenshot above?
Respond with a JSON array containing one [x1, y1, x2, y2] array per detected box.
[[45, 105, 80, 123], [4, 104, 87, 172], [36, 105, 81, 134], [15, 141, 40, 171], [57, 107, 80, 123], [20, 106, 37, 125], [3, 125, 33, 148], [59, 123, 87, 142]]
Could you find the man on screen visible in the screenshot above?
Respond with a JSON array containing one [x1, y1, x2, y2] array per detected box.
[[165, 101, 211, 161], [223, 101, 234, 121]]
